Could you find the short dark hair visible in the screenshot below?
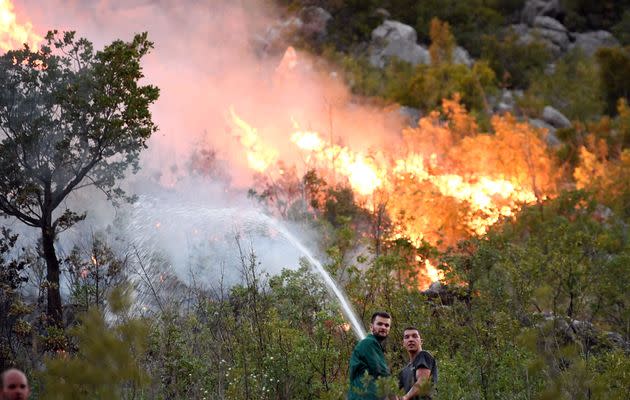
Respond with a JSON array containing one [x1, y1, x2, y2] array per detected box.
[[403, 326, 421, 337], [371, 311, 391, 323]]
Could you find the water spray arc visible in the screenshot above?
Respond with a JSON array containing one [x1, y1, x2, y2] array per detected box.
[[261, 215, 366, 340], [124, 197, 366, 340]]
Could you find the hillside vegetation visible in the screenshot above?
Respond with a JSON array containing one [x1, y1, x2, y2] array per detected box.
[[1, 1, 630, 399]]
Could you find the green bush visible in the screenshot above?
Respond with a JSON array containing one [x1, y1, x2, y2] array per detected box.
[[612, 9, 630, 45], [596, 46, 630, 115], [481, 30, 552, 89], [413, 0, 507, 56], [520, 49, 604, 120], [404, 61, 497, 112], [562, 0, 630, 32]]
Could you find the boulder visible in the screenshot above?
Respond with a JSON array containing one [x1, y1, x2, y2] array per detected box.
[[535, 314, 630, 353], [372, 20, 417, 43], [542, 105, 571, 128], [509, 23, 530, 37], [298, 7, 332, 41], [494, 89, 517, 115], [259, 17, 304, 54], [369, 20, 431, 68], [529, 118, 561, 147], [369, 39, 431, 68], [533, 16, 570, 53], [522, 0, 564, 26], [453, 46, 473, 67], [570, 31, 620, 57], [533, 15, 567, 32]]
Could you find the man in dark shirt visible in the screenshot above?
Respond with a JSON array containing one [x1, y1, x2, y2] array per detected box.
[[398, 327, 437, 400], [347, 311, 392, 400]]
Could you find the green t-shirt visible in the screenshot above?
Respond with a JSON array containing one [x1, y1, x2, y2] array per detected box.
[[347, 334, 390, 400]]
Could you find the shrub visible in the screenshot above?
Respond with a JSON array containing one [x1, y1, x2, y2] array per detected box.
[[481, 30, 552, 89], [596, 46, 630, 116], [520, 49, 605, 121]]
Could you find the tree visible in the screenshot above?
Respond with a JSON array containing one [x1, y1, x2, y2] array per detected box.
[[0, 31, 159, 326]]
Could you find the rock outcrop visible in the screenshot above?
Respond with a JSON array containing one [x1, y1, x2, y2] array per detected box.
[[369, 20, 431, 68], [542, 105, 571, 129], [521, 0, 564, 26], [254, 7, 332, 56], [570, 31, 620, 56]]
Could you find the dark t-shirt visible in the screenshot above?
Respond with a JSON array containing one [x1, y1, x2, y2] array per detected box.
[[398, 351, 438, 400]]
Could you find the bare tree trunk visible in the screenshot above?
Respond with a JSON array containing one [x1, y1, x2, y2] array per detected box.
[[42, 225, 63, 327]]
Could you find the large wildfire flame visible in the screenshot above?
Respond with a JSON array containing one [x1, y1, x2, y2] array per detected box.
[[229, 48, 556, 286], [1, 0, 555, 290], [0, 0, 41, 52]]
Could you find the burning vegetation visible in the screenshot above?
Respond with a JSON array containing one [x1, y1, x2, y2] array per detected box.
[[2, 1, 630, 399], [0, 0, 40, 52], [228, 49, 558, 285]]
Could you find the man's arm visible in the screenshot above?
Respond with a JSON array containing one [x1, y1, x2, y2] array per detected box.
[[401, 368, 431, 400]]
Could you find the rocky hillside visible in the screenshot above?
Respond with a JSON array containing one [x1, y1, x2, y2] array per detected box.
[[256, 0, 629, 140]]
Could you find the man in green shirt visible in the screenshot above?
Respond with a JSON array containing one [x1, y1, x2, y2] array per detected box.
[[348, 311, 392, 400]]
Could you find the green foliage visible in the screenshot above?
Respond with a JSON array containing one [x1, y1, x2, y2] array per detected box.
[[65, 233, 126, 312], [41, 287, 150, 400], [404, 61, 496, 112], [612, 9, 630, 45], [328, 17, 499, 115], [320, 0, 384, 50], [481, 29, 552, 89], [596, 46, 630, 115], [0, 228, 31, 371], [562, 0, 630, 32], [0, 30, 159, 325], [429, 18, 456, 65], [520, 49, 604, 120], [335, 52, 391, 98]]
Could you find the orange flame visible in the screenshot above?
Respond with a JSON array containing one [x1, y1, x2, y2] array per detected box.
[[0, 0, 41, 52], [230, 107, 545, 237], [229, 106, 278, 172], [227, 52, 555, 290]]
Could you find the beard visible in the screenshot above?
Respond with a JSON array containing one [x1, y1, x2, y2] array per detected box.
[[373, 331, 388, 341]]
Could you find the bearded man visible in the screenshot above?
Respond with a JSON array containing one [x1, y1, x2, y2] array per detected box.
[[348, 311, 393, 400]]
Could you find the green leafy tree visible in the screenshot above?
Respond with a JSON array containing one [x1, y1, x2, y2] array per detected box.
[[0, 31, 159, 326]]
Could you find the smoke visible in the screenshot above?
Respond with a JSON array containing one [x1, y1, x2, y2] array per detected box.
[[16, 0, 405, 186], [9, 0, 405, 290]]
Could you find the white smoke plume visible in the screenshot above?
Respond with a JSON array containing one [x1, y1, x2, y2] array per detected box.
[[7, 0, 403, 295]]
